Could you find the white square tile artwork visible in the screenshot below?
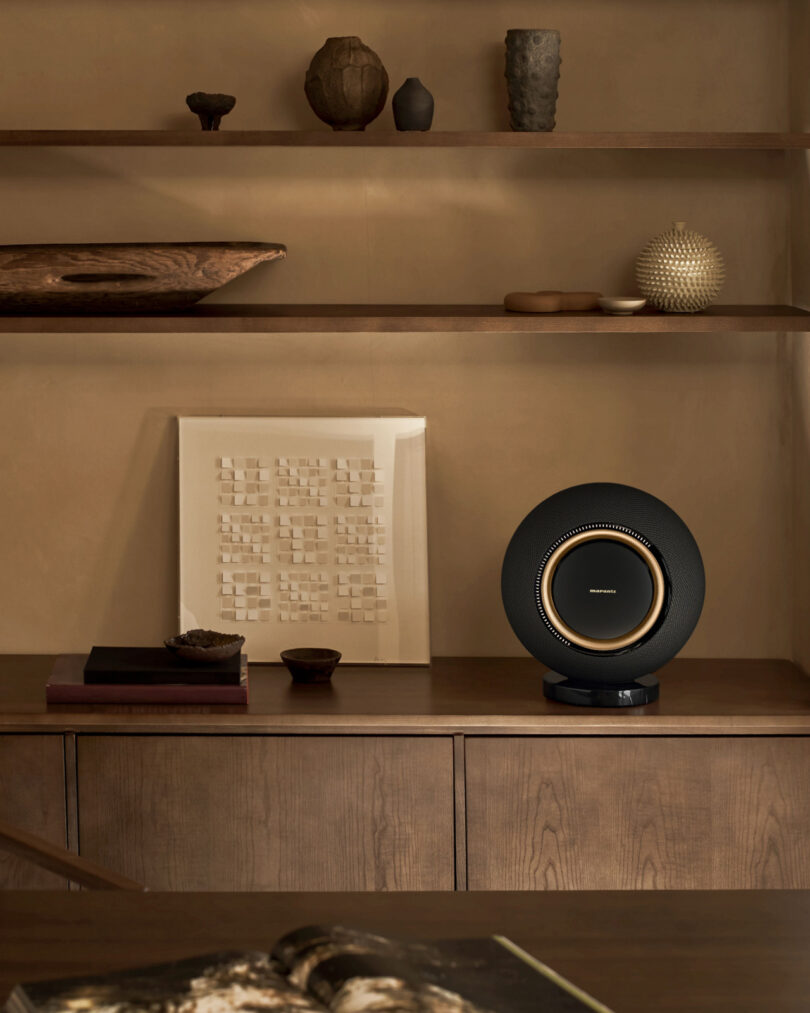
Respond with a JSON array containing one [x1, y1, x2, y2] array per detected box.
[[179, 417, 429, 663]]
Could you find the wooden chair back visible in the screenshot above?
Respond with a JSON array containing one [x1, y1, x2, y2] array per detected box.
[[0, 819, 145, 890]]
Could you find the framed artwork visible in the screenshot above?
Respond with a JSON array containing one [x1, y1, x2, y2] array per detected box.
[[178, 416, 429, 663]]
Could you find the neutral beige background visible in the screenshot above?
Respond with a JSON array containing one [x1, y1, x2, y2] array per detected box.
[[0, 0, 800, 658]]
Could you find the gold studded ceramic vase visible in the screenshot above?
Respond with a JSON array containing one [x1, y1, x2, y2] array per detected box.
[[635, 221, 725, 313]]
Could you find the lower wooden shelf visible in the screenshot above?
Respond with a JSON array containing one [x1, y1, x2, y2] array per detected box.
[[0, 304, 808, 334]]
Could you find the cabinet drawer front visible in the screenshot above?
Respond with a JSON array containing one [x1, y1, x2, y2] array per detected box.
[[466, 737, 810, 890], [78, 735, 454, 891], [0, 734, 67, 889]]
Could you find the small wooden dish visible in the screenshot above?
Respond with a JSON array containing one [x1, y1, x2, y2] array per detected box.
[[504, 290, 602, 313], [281, 647, 342, 683]]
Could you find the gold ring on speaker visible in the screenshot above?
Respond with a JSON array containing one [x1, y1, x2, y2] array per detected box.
[[540, 528, 666, 651]]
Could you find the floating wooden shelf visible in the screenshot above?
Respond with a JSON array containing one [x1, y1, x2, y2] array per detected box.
[[0, 130, 808, 149], [1, 656, 808, 735], [0, 304, 808, 333]]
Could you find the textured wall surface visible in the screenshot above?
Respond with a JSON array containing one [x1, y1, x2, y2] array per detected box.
[[0, 0, 796, 657]]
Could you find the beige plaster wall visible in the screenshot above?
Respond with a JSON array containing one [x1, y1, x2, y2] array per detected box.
[[0, 0, 788, 132], [0, 0, 796, 657]]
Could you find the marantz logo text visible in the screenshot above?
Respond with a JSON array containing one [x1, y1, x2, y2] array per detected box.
[[589, 588, 617, 594]]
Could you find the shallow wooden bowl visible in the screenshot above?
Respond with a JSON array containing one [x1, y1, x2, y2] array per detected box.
[[0, 241, 286, 313], [504, 290, 602, 313]]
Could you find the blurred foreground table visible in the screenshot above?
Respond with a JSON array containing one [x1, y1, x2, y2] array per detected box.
[[2, 890, 810, 1012]]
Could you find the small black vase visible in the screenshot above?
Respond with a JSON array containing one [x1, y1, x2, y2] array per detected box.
[[392, 78, 434, 131]]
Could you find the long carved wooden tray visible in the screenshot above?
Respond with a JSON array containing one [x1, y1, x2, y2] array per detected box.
[[0, 241, 286, 312]]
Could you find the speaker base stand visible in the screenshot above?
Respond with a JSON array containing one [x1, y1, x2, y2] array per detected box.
[[543, 671, 659, 707]]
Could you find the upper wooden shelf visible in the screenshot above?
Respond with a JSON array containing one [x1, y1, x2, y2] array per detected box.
[[0, 130, 807, 149], [1, 304, 808, 333], [1, 656, 808, 735]]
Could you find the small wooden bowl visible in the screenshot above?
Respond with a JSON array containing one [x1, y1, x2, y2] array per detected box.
[[281, 647, 342, 683], [164, 631, 245, 663], [504, 290, 602, 313]]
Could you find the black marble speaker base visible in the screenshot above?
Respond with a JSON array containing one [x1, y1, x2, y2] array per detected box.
[[543, 671, 659, 707]]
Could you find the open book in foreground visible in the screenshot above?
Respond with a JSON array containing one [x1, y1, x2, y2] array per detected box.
[[4, 924, 613, 1012]]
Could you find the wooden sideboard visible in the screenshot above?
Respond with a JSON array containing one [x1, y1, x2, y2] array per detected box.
[[1, 655, 809, 891]]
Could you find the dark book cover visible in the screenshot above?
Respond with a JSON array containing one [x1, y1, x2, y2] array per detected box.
[[4, 925, 613, 1012], [83, 646, 242, 685], [47, 654, 248, 704]]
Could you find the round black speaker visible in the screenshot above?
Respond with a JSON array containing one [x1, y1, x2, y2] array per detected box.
[[501, 483, 705, 706]]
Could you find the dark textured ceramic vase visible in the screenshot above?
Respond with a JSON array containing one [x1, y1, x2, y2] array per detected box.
[[505, 29, 561, 132], [305, 36, 389, 131], [392, 77, 434, 131]]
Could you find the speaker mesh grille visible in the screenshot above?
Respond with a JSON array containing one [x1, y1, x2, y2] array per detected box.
[[501, 483, 705, 684]]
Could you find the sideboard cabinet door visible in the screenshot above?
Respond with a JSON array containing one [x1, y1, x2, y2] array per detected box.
[[466, 736, 810, 889], [0, 734, 67, 888], [77, 735, 454, 890]]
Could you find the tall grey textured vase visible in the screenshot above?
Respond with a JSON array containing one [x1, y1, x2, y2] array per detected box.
[[505, 29, 561, 132]]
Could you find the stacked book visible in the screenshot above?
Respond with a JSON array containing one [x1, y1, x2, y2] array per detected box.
[[46, 647, 248, 705]]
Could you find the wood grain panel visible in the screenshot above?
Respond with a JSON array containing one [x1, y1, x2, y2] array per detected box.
[[452, 734, 467, 891], [466, 737, 810, 889], [0, 735, 67, 888], [77, 735, 454, 891]]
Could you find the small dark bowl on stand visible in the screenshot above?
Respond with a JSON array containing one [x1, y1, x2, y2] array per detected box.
[[281, 648, 341, 683]]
